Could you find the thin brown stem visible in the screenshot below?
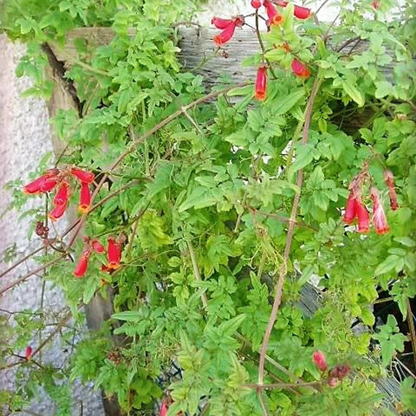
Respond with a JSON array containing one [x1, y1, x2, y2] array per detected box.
[[0, 255, 66, 296], [255, 10, 277, 80], [0, 246, 45, 279], [257, 77, 321, 400], [315, 0, 332, 16]]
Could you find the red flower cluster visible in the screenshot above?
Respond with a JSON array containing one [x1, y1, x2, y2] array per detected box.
[[23, 167, 95, 221], [343, 169, 397, 235], [212, 3, 312, 102], [251, 0, 311, 20], [74, 236, 122, 278], [212, 15, 244, 46], [312, 350, 350, 388]]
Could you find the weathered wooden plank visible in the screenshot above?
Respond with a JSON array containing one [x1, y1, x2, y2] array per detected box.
[[51, 27, 394, 89]]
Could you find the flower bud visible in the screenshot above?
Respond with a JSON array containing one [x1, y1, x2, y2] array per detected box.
[[330, 364, 350, 380], [312, 350, 328, 371], [92, 239, 105, 253], [251, 0, 263, 8], [383, 170, 398, 211], [328, 377, 338, 388], [25, 346, 33, 361]]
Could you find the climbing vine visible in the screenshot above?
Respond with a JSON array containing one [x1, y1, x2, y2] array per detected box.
[[1, 0, 416, 415]]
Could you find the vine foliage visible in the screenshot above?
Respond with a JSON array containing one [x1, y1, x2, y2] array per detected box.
[[1, 0, 416, 415]]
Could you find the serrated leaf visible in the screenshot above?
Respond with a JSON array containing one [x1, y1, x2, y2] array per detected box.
[[273, 90, 304, 116], [342, 79, 365, 107], [374, 255, 400, 275]]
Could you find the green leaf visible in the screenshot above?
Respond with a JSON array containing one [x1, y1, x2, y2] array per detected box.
[[342, 79, 365, 107], [178, 187, 222, 212], [219, 314, 246, 336], [287, 143, 316, 180], [227, 85, 254, 97], [375, 81, 393, 99], [374, 255, 401, 275], [273, 90, 304, 116], [361, 308, 375, 326], [112, 311, 141, 322]]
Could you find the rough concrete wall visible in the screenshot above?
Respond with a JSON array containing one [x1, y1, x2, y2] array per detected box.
[[0, 35, 105, 416]]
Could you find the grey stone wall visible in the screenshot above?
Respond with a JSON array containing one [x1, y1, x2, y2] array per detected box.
[[0, 35, 104, 416]]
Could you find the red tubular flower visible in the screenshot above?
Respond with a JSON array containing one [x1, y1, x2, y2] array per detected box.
[[25, 346, 33, 361], [78, 182, 91, 213], [40, 177, 59, 193], [211, 17, 233, 29], [213, 22, 237, 46], [274, 1, 311, 19], [255, 64, 267, 101], [356, 197, 370, 233], [48, 202, 68, 222], [23, 169, 59, 194], [92, 239, 105, 253], [371, 187, 390, 235], [294, 5, 311, 19], [107, 237, 122, 270], [264, 0, 284, 26], [160, 401, 168, 416], [312, 350, 328, 371], [251, 0, 263, 8], [291, 59, 310, 79], [53, 182, 70, 206], [343, 191, 357, 224], [74, 250, 90, 278], [70, 167, 95, 184], [384, 170, 399, 210]]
